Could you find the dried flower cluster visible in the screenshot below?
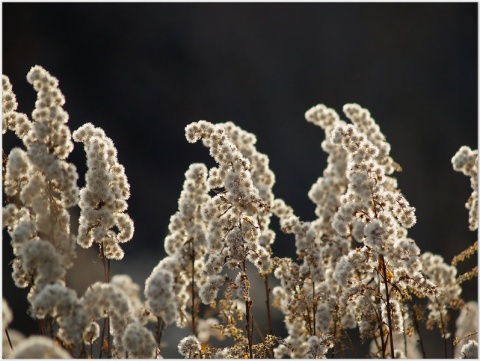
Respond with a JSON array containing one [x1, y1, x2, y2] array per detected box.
[[2, 66, 478, 359], [73, 123, 134, 260], [452, 146, 478, 231]]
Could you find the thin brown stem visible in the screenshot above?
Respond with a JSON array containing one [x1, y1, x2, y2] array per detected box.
[[331, 305, 339, 358], [156, 317, 165, 358], [37, 319, 46, 336], [312, 280, 316, 337], [190, 240, 197, 336], [298, 286, 314, 336], [99, 317, 107, 358], [402, 308, 408, 358], [373, 300, 386, 358], [409, 303, 426, 358], [107, 259, 111, 358], [48, 316, 54, 338], [243, 260, 253, 359], [263, 273, 273, 336], [80, 341, 86, 358], [450, 310, 456, 359], [252, 315, 265, 341], [98, 243, 112, 358], [379, 255, 395, 358], [5, 328, 13, 351], [252, 316, 274, 358], [247, 306, 254, 359], [107, 315, 111, 358], [343, 329, 358, 358], [304, 308, 314, 336], [439, 306, 448, 358], [100, 242, 107, 282]]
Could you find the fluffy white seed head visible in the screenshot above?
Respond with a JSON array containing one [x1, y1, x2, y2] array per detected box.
[[455, 301, 478, 358], [199, 274, 226, 306], [73, 123, 133, 258], [460, 340, 478, 359], [452, 146, 478, 231], [178, 335, 201, 358], [82, 322, 100, 344], [2, 75, 18, 117], [144, 268, 178, 325], [10, 336, 72, 358], [122, 322, 156, 358]]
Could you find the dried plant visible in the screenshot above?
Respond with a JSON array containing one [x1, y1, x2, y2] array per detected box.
[[2, 66, 478, 359]]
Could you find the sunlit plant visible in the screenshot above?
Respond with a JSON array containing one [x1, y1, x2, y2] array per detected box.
[[2, 66, 478, 359]]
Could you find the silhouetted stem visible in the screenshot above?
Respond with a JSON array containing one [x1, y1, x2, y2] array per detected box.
[[450, 311, 456, 358], [37, 319, 46, 336], [243, 260, 253, 359], [374, 299, 386, 358], [409, 303, 426, 358], [5, 328, 13, 351], [98, 244, 112, 359], [402, 309, 408, 358], [79, 342, 86, 358], [344, 329, 358, 358], [438, 305, 448, 358], [312, 280, 316, 336], [156, 317, 165, 358], [107, 316, 111, 358], [263, 273, 272, 335], [99, 317, 107, 358], [380, 255, 395, 358], [190, 240, 196, 336], [331, 305, 339, 358]]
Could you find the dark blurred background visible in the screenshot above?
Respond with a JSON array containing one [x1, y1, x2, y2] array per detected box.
[[2, 2, 478, 358]]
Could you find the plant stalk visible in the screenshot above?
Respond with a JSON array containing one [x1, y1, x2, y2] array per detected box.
[[438, 305, 448, 358], [410, 303, 427, 358], [190, 240, 197, 336], [156, 317, 165, 358], [243, 260, 253, 359], [263, 273, 273, 336], [5, 328, 13, 351], [380, 255, 395, 358], [99, 317, 107, 358]]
